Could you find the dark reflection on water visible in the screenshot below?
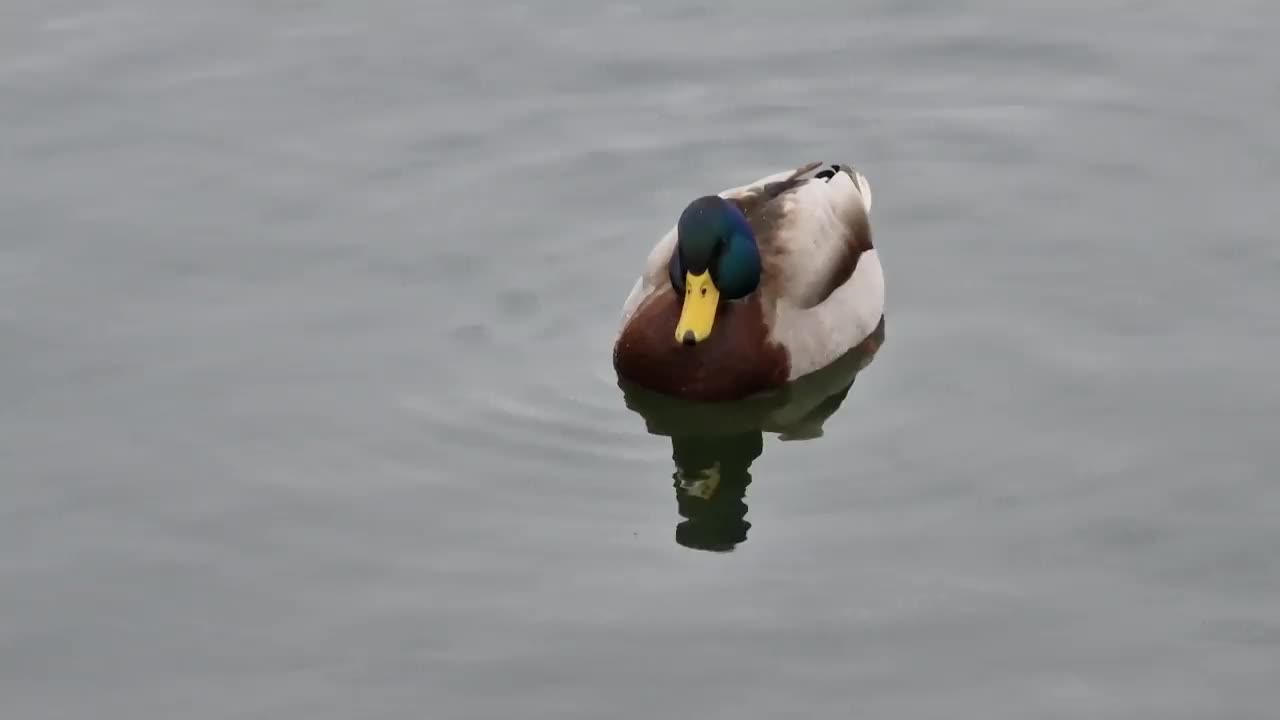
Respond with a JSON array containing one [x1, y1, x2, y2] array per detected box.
[[668, 432, 760, 551], [620, 317, 886, 551]]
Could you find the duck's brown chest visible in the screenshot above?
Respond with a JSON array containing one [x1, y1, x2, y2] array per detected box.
[[613, 291, 789, 401]]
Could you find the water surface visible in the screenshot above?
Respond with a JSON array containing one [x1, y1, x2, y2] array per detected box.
[[3, 2, 1278, 718]]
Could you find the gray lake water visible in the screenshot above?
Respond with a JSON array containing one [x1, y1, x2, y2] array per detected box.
[[3, 2, 1278, 718]]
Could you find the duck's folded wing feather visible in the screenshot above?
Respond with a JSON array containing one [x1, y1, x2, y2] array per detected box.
[[764, 166, 882, 379], [755, 166, 873, 309]]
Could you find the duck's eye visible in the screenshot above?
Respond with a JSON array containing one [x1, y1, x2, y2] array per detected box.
[[700, 287, 707, 297]]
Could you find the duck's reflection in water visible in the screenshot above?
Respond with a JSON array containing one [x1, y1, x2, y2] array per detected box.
[[670, 432, 761, 551], [619, 317, 885, 552]]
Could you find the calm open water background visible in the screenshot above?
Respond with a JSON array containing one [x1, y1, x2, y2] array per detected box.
[[3, 2, 1279, 718]]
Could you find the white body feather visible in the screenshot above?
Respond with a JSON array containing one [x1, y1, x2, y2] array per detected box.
[[619, 163, 884, 382]]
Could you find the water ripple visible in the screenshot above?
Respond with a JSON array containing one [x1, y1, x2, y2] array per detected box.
[[399, 351, 659, 482]]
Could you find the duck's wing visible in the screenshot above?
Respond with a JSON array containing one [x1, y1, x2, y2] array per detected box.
[[759, 164, 883, 380], [744, 163, 874, 309]]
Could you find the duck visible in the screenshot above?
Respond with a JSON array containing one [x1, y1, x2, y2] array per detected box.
[[612, 161, 884, 402]]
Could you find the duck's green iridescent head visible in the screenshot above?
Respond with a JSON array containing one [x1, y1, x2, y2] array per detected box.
[[668, 195, 761, 346]]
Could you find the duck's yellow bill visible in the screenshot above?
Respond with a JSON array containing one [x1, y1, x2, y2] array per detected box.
[[675, 271, 720, 345]]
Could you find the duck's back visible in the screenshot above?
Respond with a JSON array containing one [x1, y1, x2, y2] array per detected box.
[[739, 164, 874, 312]]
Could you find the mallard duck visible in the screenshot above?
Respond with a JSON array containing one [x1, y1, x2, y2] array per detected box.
[[613, 161, 884, 402]]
